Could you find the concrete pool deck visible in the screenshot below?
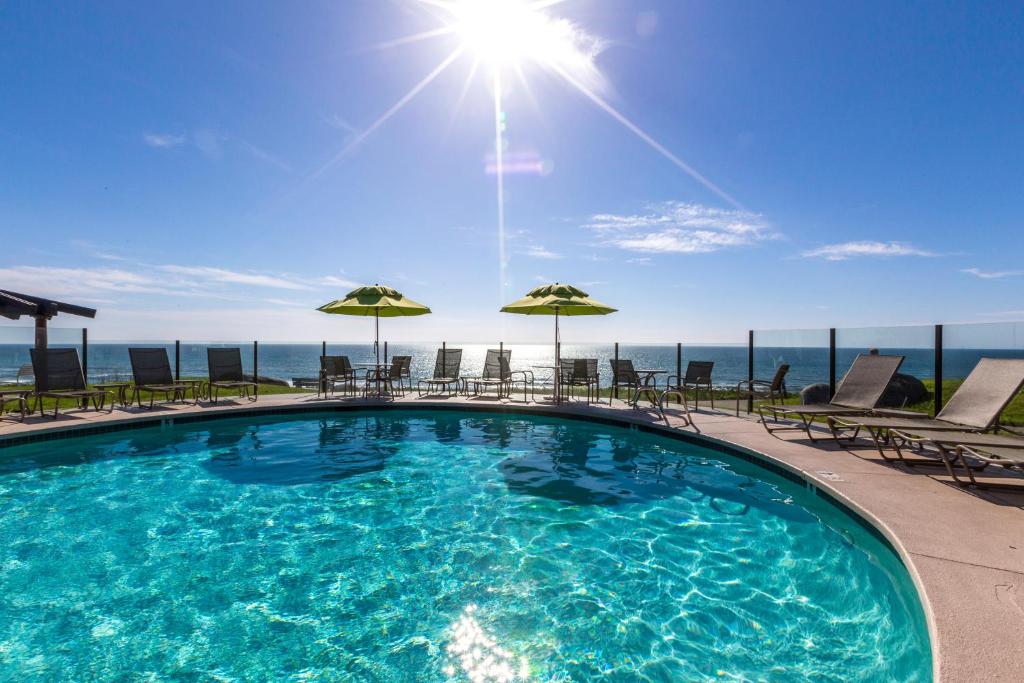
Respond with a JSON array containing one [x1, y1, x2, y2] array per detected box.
[[1, 392, 1022, 682]]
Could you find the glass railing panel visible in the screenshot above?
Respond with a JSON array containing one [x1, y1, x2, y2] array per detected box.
[[942, 321, 1024, 425], [753, 328, 830, 395], [835, 325, 935, 414], [0, 325, 37, 386]]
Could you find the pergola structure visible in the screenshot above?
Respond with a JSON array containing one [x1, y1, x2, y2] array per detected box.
[[0, 290, 97, 390]]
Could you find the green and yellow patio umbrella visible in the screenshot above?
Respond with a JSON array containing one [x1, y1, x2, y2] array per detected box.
[[317, 284, 431, 365], [500, 283, 616, 401]]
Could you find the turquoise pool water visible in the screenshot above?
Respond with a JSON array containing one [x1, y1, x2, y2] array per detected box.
[[0, 411, 930, 681]]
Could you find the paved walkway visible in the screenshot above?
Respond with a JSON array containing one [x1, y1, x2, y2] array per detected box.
[[2, 391, 1022, 682]]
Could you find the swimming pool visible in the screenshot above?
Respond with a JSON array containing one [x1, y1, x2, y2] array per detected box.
[[0, 410, 930, 680]]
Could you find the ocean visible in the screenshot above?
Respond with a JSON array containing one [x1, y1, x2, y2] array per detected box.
[[3, 342, 1022, 390]]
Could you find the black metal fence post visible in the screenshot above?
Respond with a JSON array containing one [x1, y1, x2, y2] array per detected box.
[[253, 341, 259, 399], [81, 328, 88, 384], [384, 341, 388, 364], [175, 340, 180, 381], [676, 342, 682, 403], [747, 330, 754, 413], [934, 324, 943, 416], [828, 328, 837, 399], [613, 342, 619, 400]]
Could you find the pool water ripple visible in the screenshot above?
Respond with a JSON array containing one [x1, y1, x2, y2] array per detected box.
[[0, 411, 930, 681]]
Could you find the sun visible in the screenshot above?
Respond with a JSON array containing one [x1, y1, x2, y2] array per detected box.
[[441, 0, 605, 87]]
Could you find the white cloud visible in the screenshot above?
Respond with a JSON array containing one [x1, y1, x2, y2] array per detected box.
[[158, 265, 314, 290], [522, 245, 562, 259], [143, 132, 186, 148], [801, 241, 935, 261], [585, 201, 776, 254], [318, 275, 360, 289], [961, 267, 1023, 280], [0, 265, 163, 296]]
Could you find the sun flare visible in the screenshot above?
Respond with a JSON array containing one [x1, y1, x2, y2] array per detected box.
[[442, 0, 606, 90]]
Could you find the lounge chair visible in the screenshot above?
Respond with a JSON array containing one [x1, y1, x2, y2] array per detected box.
[[417, 348, 463, 396], [563, 358, 600, 403], [828, 358, 1024, 464], [320, 355, 357, 397], [128, 348, 197, 409], [206, 348, 258, 403], [29, 348, 111, 418], [886, 429, 1024, 490], [668, 361, 716, 408], [734, 364, 789, 416], [759, 354, 904, 442], [609, 359, 642, 405], [467, 349, 512, 398]]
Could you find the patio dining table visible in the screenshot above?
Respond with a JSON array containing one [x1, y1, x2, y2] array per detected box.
[[354, 362, 393, 398], [531, 365, 568, 403]]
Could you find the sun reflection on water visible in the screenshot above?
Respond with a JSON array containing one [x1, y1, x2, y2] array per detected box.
[[444, 604, 530, 682]]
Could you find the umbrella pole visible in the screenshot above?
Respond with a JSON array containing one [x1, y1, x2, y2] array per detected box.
[[375, 309, 381, 397], [554, 308, 560, 403]]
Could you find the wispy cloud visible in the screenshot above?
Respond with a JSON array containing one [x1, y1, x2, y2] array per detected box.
[[238, 140, 293, 173], [318, 274, 360, 289], [70, 239, 127, 261], [801, 241, 935, 261], [626, 257, 651, 265], [961, 267, 1024, 280], [159, 265, 314, 290], [585, 201, 776, 254], [143, 132, 186, 148], [522, 245, 562, 259], [0, 266, 162, 296]]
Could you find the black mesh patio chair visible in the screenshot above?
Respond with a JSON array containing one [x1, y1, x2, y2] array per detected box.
[[667, 361, 715, 409], [829, 358, 1024, 465], [610, 359, 642, 405], [320, 355, 357, 397], [128, 348, 197, 409], [564, 358, 600, 404], [759, 354, 904, 442], [390, 355, 413, 392], [734, 363, 789, 416], [467, 349, 512, 398], [207, 348, 258, 403], [417, 348, 463, 396], [29, 348, 111, 418]]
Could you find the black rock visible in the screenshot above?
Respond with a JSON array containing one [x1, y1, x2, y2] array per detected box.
[[879, 373, 930, 408], [800, 383, 831, 405]]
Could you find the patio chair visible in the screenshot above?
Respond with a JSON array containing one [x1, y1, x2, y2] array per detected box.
[[563, 358, 600, 404], [128, 347, 197, 409], [885, 429, 1024, 490], [363, 360, 406, 398], [320, 355, 357, 397], [734, 364, 789, 416], [390, 355, 413, 393], [828, 358, 1024, 464], [759, 354, 904, 442], [609, 359, 642, 405], [467, 348, 512, 398], [29, 348, 111, 418], [668, 361, 715, 408], [417, 348, 463, 397], [206, 348, 258, 403]]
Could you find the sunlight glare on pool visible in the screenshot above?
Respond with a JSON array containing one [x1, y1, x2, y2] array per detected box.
[[0, 411, 930, 680]]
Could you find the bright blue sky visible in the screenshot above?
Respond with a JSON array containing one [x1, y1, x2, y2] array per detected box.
[[2, 0, 1022, 343]]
